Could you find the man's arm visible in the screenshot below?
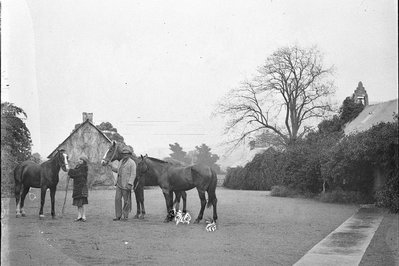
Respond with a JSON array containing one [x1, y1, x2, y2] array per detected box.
[[127, 160, 136, 188]]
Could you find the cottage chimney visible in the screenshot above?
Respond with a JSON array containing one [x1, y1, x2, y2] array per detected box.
[[82, 112, 93, 123], [352, 81, 369, 106]]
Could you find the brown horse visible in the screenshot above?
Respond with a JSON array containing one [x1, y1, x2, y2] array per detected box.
[[137, 155, 218, 223], [13, 149, 69, 218], [101, 141, 145, 219]]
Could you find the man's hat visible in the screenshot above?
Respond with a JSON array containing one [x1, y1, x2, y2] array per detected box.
[[121, 146, 133, 154]]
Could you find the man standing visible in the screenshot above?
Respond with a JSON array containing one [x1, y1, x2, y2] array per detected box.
[[111, 146, 136, 221]]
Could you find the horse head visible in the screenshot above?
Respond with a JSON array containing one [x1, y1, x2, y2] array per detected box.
[[101, 141, 119, 166], [57, 149, 70, 172], [137, 154, 149, 176]]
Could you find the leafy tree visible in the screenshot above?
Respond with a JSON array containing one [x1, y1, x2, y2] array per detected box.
[[168, 142, 191, 164], [30, 152, 42, 164], [96, 122, 125, 144], [1, 102, 32, 197], [215, 45, 335, 147], [194, 144, 221, 173], [1, 102, 32, 162]]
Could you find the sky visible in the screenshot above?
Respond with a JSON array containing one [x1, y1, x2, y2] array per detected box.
[[2, 0, 398, 160]]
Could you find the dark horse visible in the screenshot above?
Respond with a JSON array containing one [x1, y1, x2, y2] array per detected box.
[[13, 149, 69, 218], [137, 155, 218, 223], [162, 158, 188, 214], [101, 141, 146, 219]]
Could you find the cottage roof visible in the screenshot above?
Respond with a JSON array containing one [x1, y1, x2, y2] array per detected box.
[[344, 99, 398, 135], [47, 120, 112, 158]]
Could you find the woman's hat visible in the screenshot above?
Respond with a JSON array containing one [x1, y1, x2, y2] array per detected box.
[[79, 155, 89, 163]]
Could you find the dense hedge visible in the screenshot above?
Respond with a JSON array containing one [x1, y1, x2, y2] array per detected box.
[[224, 119, 398, 212], [223, 148, 284, 190]]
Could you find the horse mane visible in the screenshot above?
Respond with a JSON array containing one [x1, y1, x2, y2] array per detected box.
[[147, 157, 169, 164]]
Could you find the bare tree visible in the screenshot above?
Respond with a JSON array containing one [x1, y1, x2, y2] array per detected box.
[[215, 45, 335, 147]]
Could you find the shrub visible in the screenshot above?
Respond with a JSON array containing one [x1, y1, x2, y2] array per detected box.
[[270, 186, 294, 197], [318, 188, 372, 204]]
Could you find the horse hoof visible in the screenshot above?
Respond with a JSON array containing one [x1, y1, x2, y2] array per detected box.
[[21, 213, 26, 217], [52, 216, 57, 220], [39, 215, 45, 220], [194, 219, 200, 224], [16, 213, 21, 218], [139, 215, 144, 219], [134, 215, 139, 219], [163, 218, 170, 223]]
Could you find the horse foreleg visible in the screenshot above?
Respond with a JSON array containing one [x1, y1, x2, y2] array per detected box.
[[195, 190, 206, 224], [20, 186, 30, 217], [39, 186, 47, 219], [162, 191, 174, 222], [50, 187, 57, 218], [134, 192, 140, 219], [139, 188, 145, 219], [140, 200, 145, 219]]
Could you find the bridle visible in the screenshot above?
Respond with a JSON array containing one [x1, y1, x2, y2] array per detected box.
[[104, 144, 118, 165]]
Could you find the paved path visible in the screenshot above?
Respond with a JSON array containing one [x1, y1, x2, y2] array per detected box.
[[294, 205, 384, 266]]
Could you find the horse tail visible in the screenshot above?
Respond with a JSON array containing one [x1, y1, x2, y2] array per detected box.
[[206, 168, 218, 208]]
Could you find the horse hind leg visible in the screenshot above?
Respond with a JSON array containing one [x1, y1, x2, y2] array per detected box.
[[182, 191, 187, 214], [20, 186, 30, 217], [14, 167, 23, 217], [194, 190, 206, 224], [15, 183, 22, 217]]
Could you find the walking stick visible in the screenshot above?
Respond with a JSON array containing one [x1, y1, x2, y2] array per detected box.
[[61, 176, 70, 217]]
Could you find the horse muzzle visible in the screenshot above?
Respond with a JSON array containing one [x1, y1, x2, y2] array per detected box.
[[101, 160, 108, 166]]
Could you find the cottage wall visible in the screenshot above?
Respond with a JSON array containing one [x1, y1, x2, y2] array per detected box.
[[55, 122, 115, 190]]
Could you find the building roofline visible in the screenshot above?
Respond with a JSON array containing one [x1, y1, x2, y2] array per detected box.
[[47, 120, 112, 158]]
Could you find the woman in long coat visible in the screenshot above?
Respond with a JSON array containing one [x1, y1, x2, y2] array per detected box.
[[68, 155, 89, 222]]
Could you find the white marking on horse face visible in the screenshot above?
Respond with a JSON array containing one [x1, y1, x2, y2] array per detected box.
[[62, 153, 70, 170]]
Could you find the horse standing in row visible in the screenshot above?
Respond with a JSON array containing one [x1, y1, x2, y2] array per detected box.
[[101, 141, 146, 219], [137, 155, 218, 223], [162, 158, 188, 214], [13, 149, 70, 218]]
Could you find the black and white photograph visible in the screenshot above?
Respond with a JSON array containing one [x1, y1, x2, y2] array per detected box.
[[1, 0, 398, 265]]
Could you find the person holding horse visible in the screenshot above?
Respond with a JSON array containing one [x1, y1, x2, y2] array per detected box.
[[68, 155, 89, 222], [110, 146, 136, 221]]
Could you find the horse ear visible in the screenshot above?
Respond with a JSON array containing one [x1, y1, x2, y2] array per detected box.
[[140, 155, 143, 159], [145, 154, 148, 157]]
